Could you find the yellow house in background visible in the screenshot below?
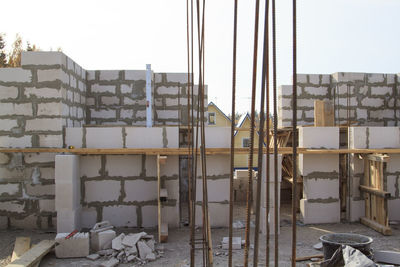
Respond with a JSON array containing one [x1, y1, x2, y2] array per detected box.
[[234, 113, 260, 169], [207, 101, 231, 127]]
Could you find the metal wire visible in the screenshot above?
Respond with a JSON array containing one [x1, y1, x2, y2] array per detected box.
[[244, 0, 260, 266], [271, 0, 279, 265], [228, 0, 238, 266], [253, 0, 270, 265], [291, 0, 297, 265]]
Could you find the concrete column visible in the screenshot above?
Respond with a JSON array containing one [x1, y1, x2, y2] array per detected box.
[[55, 154, 81, 233], [299, 127, 340, 224]]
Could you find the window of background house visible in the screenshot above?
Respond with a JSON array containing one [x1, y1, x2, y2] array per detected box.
[[208, 112, 216, 125], [242, 138, 250, 148]]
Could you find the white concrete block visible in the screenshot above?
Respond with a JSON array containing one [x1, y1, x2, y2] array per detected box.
[[160, 155, 179, 176], [202, 127, 231, 148], [0, 201, 25, 213], [39, 135, 63, 147], [303, 178, 339, 200], [39, 199, 55, 212], [37, 69, 61, 82], [55, 155, 80, 185], [371, 86, 392, 96], [25, 153, 54, 163], [195, 203, 229, 227], [261, 154, 282, 183], [295, 74, 308, 83], [125, 127, 178, 148], [141, 205, 157, 228], [91, 84, 116, 94], [299, 127, 339, 149], [157, 86, 178, 95], [167, 73, 188, 83], [0, 119, 18, 131], [0, 183, 20, 197], [55, 232, 89, 258], [348, 127, 367, 149], [37, 102, 61, 116], [299, 154, 339, 175], [80, 156, 101, 177], [304, 86, 328, 96], [100, 70, 119, 81], [125, 70, 146, 80], [387, 154, 400, 173], [367, 73, 385, 83], [86, 128, 123, 148], [164, 179, 179, 201], [361, 98, 384, 108], [124, 180, 157, 202], [21, 51, 64, 66], [300, 199, 340, 224], [85, 180, 120, 203], [333, 72, 365, 82], [65, 128, 83, 148], [0, 103, 32, 116], [388, 199, 400, 220], [101, 96, 119, 105], [196, 155, 229, 176], [25, 118, 62, 131], [120, 84, 133, 94], [102, 205, 137, 227], [261, 206, 280, 235], [0, 68, 31, 82], [368, 127, 400, 148], [0, 85, 18, 99], [106, 155, 142, 177], [348, 199, 365, 222], [26, 184, 55, 196], [91, 229, 116, 251], [90, 109, 116, 119], [161, 205, 180, 228], [196, 178, 229, 202], [80, 207, 97, 229], [0, 153, 10, 164], [57, 208, 81, 233]]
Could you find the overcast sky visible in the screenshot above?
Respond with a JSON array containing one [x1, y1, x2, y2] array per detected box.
[[2, 0, 400, 115]]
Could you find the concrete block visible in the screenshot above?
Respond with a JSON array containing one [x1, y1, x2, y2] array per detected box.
[[101, 96, 119, 105], [196, 178, 229, 202], [196, 155, 229, 176], [57, 208, 81, 233], [65, 128, 83, 148], [141, 205, 157, 228], [102, 205, 137, 227], [100, 70, 119, 81], [388, 199, 400, 220], [157, 86, 179, 95], [0, 153, 10, 164], [300, 199, 340, 224], [0, 183, 20, 197], [37, 69, 61, 82], [299, 127, 339, 149], [39, 135, 63, 147], [387, 154, 400, 174], [0, 85, 18, 99], [348, 199, 365, 222], [166, 73, 188, 83], [0, 167, 28, 180], [85, 180, 120, 203], [55, 155, 80, 184], [303, 178, 339, 200], [120, 84, 133, 94], [262, 154, 282, 183], [90, 109, 116, 119], [10, 214, 38, 229], [222, 237, 241, 250], [195, 203, 229, 227], [0, 103, 33, 116], [0, 119, 18, 131], [80, 207, 98, 229], [37, 102, 61, 116], [261, 206, 280, 235], [56, 183, 80, 210], [125, 70, 146, 80], [21, 51, 64, 66], [86, 128, 123, 148], [0, 216, 7, 229], [55, 232, 89, 258], [348, 127, 367, 149], [368, 127, 400, 148], [124, 180, 157, 202], [157, 110, 179, 119], [160, 155, 179, 177], [299, 154, 339, 175], [161, 205, 180, 228], [125, 127, 178, 148], [387, 175, 397, 197], [261, 181, 281, 209], [333, 72, 365, 82], [39, 199, 55, 213], [144, 155, 156, 177], [371, 86, 392, 96], [25, 118, 62, 131], [361, 97, 384, 108], [164, 179, 179, 201], [80, 156, 101, 177], [24, 152, 54, 163], [26, 184, 55, 197], [91, 84, 116, 94], [106, 155, 142, 177], [91, 229, 116, 252], [0, 68, 31, 82], [304, 86, 328, 96], [202, 127, 230, 148]]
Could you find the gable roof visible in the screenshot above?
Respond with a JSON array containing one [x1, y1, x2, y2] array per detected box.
[[234, 113, 251, 136], [208, 101, 231, 122]]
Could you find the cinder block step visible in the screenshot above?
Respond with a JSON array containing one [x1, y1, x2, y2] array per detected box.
[[160, 188, 168, 202]]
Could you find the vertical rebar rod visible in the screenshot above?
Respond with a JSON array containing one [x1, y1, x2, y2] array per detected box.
[[291, 0, 297, 265], [253, 0, 270, 265], [271, 0, 279, 265], [228, 0, 238, 266], [243, 0, 261, 266]]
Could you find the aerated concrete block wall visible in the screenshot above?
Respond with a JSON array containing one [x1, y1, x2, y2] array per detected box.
[[348, 127, 400, 221], [279, 72, 400, 127], [299, 127, 341, 224]]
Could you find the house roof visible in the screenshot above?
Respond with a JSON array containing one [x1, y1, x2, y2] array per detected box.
[[234, 113, 251, 136], [208, 101, 231, 122]]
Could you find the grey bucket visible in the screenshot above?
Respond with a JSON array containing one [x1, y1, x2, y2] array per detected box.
[[319, 233, 373, 260]]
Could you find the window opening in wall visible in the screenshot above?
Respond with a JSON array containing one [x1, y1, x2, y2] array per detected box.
[[208, 112, 216, 125], [242, 137, 250, 148]]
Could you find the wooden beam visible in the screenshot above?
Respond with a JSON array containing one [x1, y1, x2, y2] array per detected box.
[[359, 185, 391, 199], [6, 240, 55, 267], [296, 254, 324, 262], [11, 237, 31, 262], [314, 100, 334, 126], [360, 217, 392, 236]]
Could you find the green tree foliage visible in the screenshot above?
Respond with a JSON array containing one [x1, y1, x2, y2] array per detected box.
[[0, 33, 7, 67]]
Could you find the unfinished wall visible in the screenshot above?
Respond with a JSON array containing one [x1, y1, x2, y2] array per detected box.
[[348, 127, 400, 222], [279, 72, 400, 127], [299, 127, 340, 224]]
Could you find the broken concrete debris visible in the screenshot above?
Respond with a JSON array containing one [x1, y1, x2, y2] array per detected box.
[[91, 221, 116, 251], [222, 237, 242, 250]]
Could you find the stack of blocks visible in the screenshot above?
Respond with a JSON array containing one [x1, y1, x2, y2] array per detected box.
[[299, 127, 340, 224]]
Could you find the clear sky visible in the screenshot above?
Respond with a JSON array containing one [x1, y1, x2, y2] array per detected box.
[[2, 0, 400, 115]]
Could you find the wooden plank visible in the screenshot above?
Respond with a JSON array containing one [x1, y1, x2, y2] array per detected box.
[[374, 250, 400, 265], [157, 154, 162, 243], [363, 157, 371, 219], [296, 254, 324, 262], [314, 100, 334, 127], [360, 217, 391, 235], [359, 185, 391, 198], [11, 237, 31, 262], [7, 240, 55, 267]]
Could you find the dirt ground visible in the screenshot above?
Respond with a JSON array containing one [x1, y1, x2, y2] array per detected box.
[[1, 203, 399, 267]]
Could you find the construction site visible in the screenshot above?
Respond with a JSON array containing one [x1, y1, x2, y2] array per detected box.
[[0, 1, 400, 267]]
